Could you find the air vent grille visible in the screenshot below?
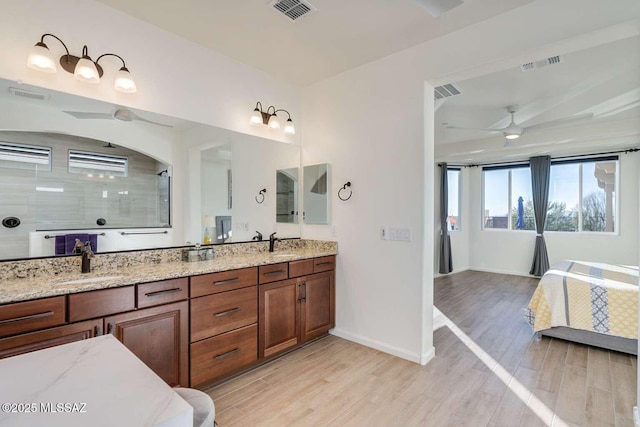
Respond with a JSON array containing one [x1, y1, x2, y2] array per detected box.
[[520, 55, 562, 72], [269, 0, 316, 22], [9, 87, 50, 101], [434, 83, 462, 100]]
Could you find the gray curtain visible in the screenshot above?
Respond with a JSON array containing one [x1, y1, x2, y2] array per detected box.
[[529, 156, 551, 276], [439, 163, 453, 274]]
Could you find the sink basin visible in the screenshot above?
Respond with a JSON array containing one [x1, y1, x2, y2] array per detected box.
[[271, 253, 296, 257], [59, 275, 124, 285]]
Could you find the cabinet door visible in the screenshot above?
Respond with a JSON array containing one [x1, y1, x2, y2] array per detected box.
[[0, 319, 102, 359], [300, 271, 335, 343], [105, 301, 188, 387], [259, 278, 299, 358]]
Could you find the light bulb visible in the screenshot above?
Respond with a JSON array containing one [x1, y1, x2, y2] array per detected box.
[[74, 57, 100, 84], [505, 133, 520, 140], [250, 108, 263, 125], [283, 118, 295, 135], [114, 67, 137, 93], [268, 113, 281, 129], [27, 43, 57, 73]]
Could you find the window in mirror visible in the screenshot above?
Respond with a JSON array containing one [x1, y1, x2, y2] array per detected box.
[[303, 163, 330, 225], [0, 142, 51, 171], [68, 150, 128, 177], [276, 167, 299, 224]]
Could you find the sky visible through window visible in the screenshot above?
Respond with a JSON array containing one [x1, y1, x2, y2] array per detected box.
[[484, 162, 610, 222]]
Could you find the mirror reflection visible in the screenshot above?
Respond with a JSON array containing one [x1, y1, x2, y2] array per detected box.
[[303, 163, 330, 225], [0, 78, 301, 261], [276, 167, 299, 224]]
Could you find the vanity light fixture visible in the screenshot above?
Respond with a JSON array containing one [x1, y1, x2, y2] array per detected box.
[[27, 33, 137, 93], [250, 102, 295, 135]]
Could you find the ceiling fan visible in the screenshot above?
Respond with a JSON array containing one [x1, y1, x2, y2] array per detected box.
[[443, 105, 593, 145], [62, 107, 172, 128]]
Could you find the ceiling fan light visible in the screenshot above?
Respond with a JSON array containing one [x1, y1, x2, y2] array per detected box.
[[74, 56, 100, 84], [283, 118, 295, 135], [27, 42, 57, 73], [250, 108, 263, 125], [268, 113, 281, 129], [114, 67, 137, 93], [504, 133, 520, 140]]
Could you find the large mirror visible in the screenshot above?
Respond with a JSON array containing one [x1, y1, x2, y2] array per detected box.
[[0, 78, 301, 261], [303, 163, 330, 224]]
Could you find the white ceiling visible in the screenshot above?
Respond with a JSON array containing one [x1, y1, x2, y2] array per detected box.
[[434, 35, 640, 163], [95, 0, 534, 87]]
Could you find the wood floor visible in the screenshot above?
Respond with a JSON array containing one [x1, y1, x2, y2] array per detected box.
[[205, 270, 637, 426]]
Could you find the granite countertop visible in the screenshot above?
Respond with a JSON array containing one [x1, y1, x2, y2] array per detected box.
[[0, 335, 192, 427], [0, 247, 337, 304]]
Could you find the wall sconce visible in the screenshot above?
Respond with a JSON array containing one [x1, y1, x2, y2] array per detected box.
[[250, 102, 295, 135], [27, 33, 137, 93]]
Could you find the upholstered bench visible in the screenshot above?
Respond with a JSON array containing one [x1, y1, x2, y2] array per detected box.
[[174, 387, 216, 427]]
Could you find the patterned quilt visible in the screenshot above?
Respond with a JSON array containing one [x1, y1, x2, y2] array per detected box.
[[525, 260, 639, 340]]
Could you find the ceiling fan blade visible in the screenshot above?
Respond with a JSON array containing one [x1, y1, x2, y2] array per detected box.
[[444, 124, 502, 133], [130, 111, 173, 128], [63, 111, 113, 120], [524, 113, 594, 132]]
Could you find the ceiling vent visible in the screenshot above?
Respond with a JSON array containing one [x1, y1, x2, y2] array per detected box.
[[269, 0, 317, 22], [520, 55, 562, 72], [434, 83, 462, 100], [9, 87, 50, 101]]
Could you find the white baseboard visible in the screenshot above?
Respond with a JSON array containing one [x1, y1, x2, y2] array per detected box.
[[420, 346, 435, 365], [468, 266, 536, 278], [434, 267, 470, 278], [330, 328, 422, 363], [633, 406, 639, 427]]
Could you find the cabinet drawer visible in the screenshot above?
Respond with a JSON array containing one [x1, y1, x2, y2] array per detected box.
[[289, 259, 314, 278], [314, 256, 336, 273], [191, 267, 257, 298], [258, 263, 289, 284], [0, 319, 102, 359], [137, 278, 188, 309], [190, 324, 257, 388], [190, 286, 257, 342], [68, 286, 135, 322], [0, 296, 66, 338]]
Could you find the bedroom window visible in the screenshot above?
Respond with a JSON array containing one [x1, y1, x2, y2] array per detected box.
[[547, 157, 618, 233], [482, 165, 532, 230], [447, 169, 461, 231], [482, 156, 618, 233]]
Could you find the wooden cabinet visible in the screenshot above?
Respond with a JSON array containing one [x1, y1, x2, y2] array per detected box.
[[259, 278, 300, 358], [68, 286, 135, 322], [106, 301, 188, 387], [189, 266, 258, 388], [300, 271, 335, 343], [0, 319, 102, 359], [259, 266, 335, 359]]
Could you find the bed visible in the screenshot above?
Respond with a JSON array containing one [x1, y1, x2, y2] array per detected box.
[[525, 260, 639, 355]]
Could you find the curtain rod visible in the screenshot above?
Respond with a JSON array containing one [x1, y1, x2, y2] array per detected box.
[[437, 147, 639, 168]]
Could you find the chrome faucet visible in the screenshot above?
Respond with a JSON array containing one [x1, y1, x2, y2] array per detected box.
[[81, 241, 94, 274], [269, 232, 278, 253], [252, 231, 263, 241]]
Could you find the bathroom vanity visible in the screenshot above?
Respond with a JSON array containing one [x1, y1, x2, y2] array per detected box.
[[0, 240, 336, 389]]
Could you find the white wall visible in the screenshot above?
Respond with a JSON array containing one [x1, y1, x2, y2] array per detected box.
[[466, 153, 640, 276]]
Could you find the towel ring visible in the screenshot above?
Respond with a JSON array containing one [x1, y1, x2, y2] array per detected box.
[[338, 182, 352, 201], [255, 188, 266, 204]]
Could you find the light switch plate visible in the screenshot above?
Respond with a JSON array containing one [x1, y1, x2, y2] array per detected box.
[[380, 226, 388, 240], [389, 227, 412, 242]]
